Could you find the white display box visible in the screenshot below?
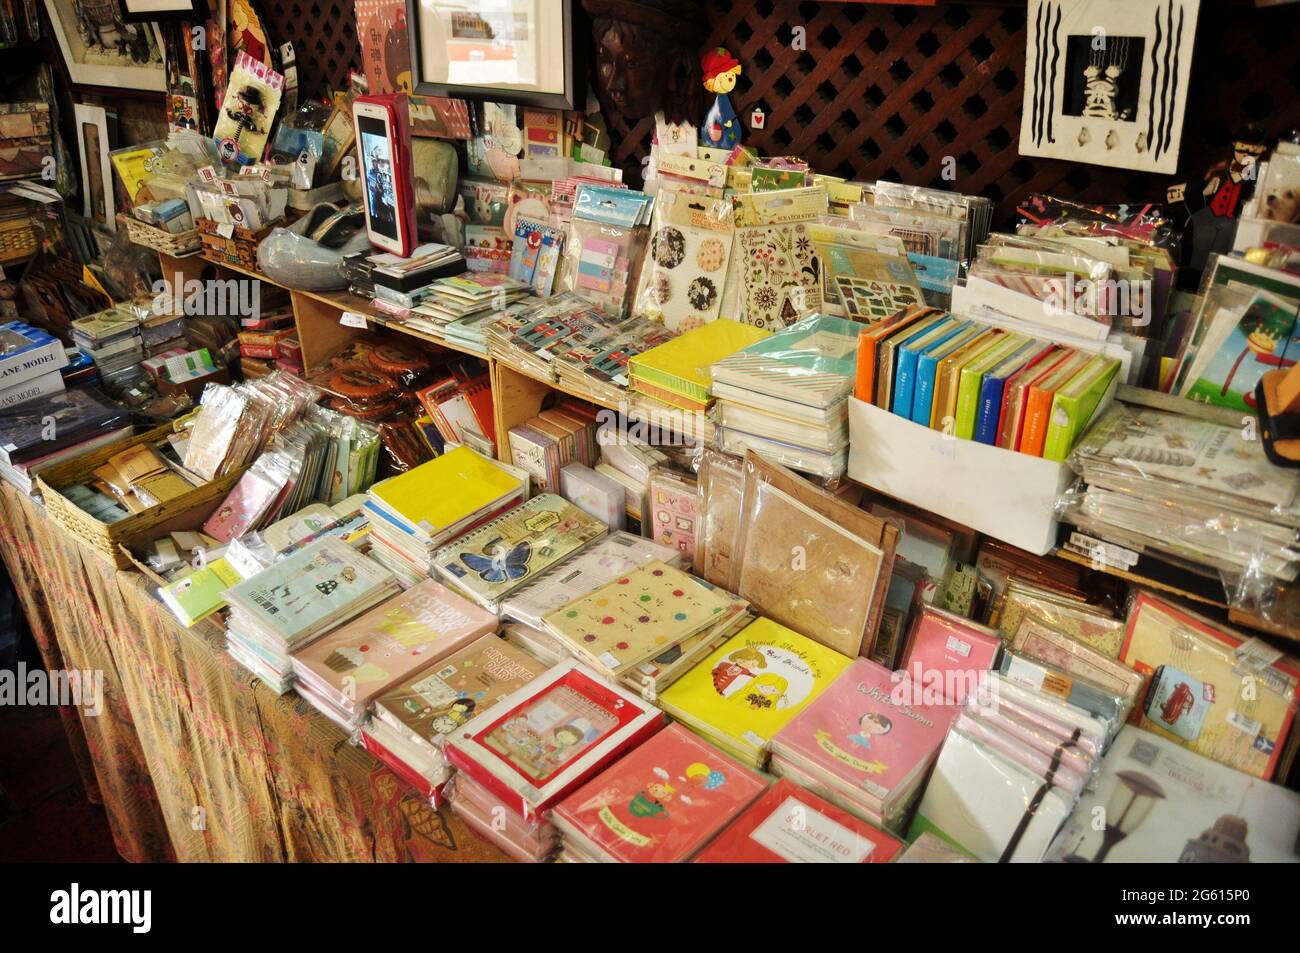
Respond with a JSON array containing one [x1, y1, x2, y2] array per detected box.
[[848, 397, 1083, 556]]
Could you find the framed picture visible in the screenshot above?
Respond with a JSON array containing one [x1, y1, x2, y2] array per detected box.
[[118, 0, 208, 22], [406, 0, 582, 110], [1019, 0, 1201, 174], [74, 104, 116, 232], [43, 0, 167, 92]]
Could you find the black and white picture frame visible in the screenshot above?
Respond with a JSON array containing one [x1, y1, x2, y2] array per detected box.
[[118, 0, 208, 23], [406, 0, 582, 110], [43, 0, 168, 92], [1020, 0, 1201, 174]]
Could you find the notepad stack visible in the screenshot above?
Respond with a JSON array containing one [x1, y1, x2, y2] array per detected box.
[[363, 446, 526, 588], [364, 634, 548, 800], [222, 537, 400, 694], [71, 309, 146, 395], [710, 314, 858, 479], [289, 579, 497, 731], [771, 658, 951, 832], [404, 273, 531, 344], [629, 318, 770, 416]]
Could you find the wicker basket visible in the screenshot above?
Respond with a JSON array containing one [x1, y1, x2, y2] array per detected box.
[[36, 421, 244, 569], [0, 216, 38, 263], [198, 218, 271, 271], [122, 214, 202, 256]]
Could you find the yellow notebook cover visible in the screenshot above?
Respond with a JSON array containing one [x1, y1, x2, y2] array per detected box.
[[542, 561, 739, 675], [658, 617, 853, 756], [629, 319, 770, 404], [369, 446, 521, 535]]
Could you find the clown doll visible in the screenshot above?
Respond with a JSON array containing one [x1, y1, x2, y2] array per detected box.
[[700, 47, 743, 150]]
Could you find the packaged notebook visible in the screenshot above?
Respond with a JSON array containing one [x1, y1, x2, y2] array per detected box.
[[501, 531, 682, 630], [771, 658, 952, 824], [290, 579, 497, 724], [444, 659, 664, 818], [899, 605, 1002, 704], [541, 560, 736, 677], [647, 468, 698, 566], [431, 493, 607, 611], [629, 319, 770, 410], [157, 558, 244, 627], [1045, 726, 1300, 864], [1120, 592, 1298, 780], [551, 723, 767, 863], [372, 633, 548, 751], [694, 779, 903, 864], [1008, 615, 1144, 722], [657, 617, 854, 768]]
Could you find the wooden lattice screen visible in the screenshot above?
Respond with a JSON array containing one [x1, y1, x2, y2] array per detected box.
[[263, 0, 1300, 222]]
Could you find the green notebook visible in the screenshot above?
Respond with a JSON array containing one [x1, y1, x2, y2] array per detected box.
[[157, 557, 244, 627], [952, 334, 1028, 440], [1041, 356, 1121, 462]]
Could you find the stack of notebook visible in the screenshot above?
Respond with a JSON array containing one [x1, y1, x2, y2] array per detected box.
[[656, 617, 854, 769], [854, 306, 1120, 460], [363, 447, 526, 587], [289, 579, 497, 731], [404, 273, 531, 343], [222, 537, 400, 694], [449, 772, 561, 862], [1066, 403, 1300, 583], [770, 658, 952, 832], [431, 493, 608, 612], [538, 560, 740, 680], [71, 308, 146, 396], [711, 314, 858, 478], [628, 319, 769, 415], [551, 723, 768, 863], [363, 633, 547, 799], [0, 386, 132, 492], [909, 672, 1107, 861]]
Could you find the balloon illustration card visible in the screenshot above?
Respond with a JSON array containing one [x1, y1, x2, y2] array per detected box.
[[542, 560, 735, 676], [432, 493, 607, 610]]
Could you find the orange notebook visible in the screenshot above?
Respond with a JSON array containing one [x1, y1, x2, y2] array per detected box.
[[853, 306, 936, 403], [997, 345, 1072, 450], [1018, 351, 1093, 457]]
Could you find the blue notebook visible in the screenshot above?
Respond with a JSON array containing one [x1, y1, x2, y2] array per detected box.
[[973, 341, 1045, 445], [911, 323, 982, 426], [891, 317, 962, 417]]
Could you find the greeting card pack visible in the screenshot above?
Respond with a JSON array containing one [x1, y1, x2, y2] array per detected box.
[[1120, 592, 1298, 780], [647, 468, 698, 566], [694, 779, 903, 863], [551, 723, 767, 863], [444, 659, 664, 817]]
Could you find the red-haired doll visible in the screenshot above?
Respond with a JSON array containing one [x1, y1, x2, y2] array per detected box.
[[700, 47, 742, 150]]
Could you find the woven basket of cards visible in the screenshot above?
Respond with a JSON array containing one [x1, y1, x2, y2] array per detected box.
[[123, 215, 202, 257]]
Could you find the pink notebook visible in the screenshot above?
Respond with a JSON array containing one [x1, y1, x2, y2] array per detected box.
[[552, 723, 767, 863], [772, 658, 952, 811], [291, 579, 497, 708], [899, 606, 1001, 705]]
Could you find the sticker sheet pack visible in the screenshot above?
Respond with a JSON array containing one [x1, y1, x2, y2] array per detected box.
[[808, 224, 923, 320], [560, 185, 655, 319], [730, 186, 828, 330], [509, 218, 566, 296], [636, 191, 734, 333]]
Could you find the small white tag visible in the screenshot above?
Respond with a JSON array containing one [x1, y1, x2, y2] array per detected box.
[[1067, 532, 1138, 569], [1234, 638, 1284, 671], [598, 651, 621, 669], [742, 730, 765, 748], [929, 438, 956, 459], [945, 635, 971, 658], [340, 311, 369, 329], [215, 222, 235, 239], [2, 443, 15, 452], [1227, 708, 1262, 737]]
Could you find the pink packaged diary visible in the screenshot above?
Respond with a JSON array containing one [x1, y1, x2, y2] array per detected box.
[[899, 605, 1001, 705], [771, 658, 952, 823], [551, 723, 767, 863], [290, 579, 497, 724]]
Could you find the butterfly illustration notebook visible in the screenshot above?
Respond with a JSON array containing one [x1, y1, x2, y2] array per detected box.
[[432, 493, 608, 610], [658, 618, 853, 765], [373, 634, 548, 749], [772, 658, 951, 813], [445, 659, 664, 817], [694, 779, 903, 863], [541, 561, 736, 677], [291, 579, 497, 708], [552, 723, 767, 863], [501, 531, 683, 630]]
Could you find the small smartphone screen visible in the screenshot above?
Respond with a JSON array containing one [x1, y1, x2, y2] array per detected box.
[[358, 115, 398, 241]]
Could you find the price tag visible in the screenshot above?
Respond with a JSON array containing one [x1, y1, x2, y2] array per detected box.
[[340, 311, 369, 329], [215, 222, 235, 239]]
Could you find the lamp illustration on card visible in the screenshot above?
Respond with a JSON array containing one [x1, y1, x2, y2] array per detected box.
[[1062, 770, 1166, 862]]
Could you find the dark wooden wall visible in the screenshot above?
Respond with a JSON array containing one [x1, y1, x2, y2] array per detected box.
[[262, 0, 1300, 222]]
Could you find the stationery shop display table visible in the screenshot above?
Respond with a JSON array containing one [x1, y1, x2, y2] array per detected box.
[[0, 483, 507, 863]]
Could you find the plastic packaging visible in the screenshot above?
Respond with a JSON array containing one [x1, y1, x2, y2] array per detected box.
[[695, 447, 745, 590], [256, 204, 371, 290], [725, 185, 828, 329], [990, 575, 1125, 659], [808, 219, 922, 318], [632, 190, 733, 331], [558, 184, 654, 319], [448, 773, 559, 863], [998, 649, 1129, 744]]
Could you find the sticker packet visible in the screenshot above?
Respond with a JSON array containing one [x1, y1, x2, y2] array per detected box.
[[559, 184, 655, 320], [509, 217, 566, 296], [635, 190, 735, 332], [728, 186, 828, 330]]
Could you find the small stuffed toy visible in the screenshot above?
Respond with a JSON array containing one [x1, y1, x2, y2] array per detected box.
[[700, 47, 743, 150]]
